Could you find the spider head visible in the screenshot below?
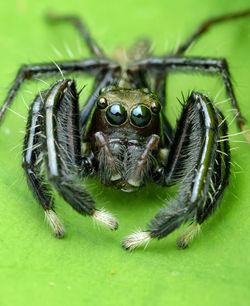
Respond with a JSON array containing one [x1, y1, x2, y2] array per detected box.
[[86, 87, 163, 191], [90, 86, 162, 137]]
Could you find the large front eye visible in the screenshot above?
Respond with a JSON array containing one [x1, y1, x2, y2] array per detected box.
[[106, 104, 127, 125], [130, 105, 151, 127]]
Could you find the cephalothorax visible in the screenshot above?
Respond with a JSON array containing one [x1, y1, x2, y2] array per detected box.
[[87, 87, 163, 192], [0, 10, 249, 250]]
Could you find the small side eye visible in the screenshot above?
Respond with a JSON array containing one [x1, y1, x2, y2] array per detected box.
[[106, 104, 127, 125], [130, 105, 151, 127], [151, 101, 161, 113], [97, 97, 108, 109]]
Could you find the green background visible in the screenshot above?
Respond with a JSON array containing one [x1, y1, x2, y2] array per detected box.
[[0, 0, 250, 305]]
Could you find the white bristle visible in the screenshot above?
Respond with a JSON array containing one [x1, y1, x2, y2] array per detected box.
[[122, 231, 151, 250], [92, 209, 118, 230], [45, 209, 65, 238]]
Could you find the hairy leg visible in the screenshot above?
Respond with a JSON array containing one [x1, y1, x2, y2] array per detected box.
[[122, 92, 230, 250], [130, 56, 246, 131], [172, 9, 250, 55], [23, 92, 65, 237], [43, 79, 118, 230], [0, 58, 116, 124], [46, 13, 106, 57]]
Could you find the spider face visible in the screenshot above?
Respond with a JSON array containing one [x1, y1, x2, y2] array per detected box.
[[90, 88, 162, 135]]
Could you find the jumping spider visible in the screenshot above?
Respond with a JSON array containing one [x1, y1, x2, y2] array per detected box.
[[0, 10, 250, 250]]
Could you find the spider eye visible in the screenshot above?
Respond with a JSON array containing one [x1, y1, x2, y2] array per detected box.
[[97, 97, 108, 109], [151, 101, 161, 113], [130, 105, 151, 127], [106, 103, 127, 125]]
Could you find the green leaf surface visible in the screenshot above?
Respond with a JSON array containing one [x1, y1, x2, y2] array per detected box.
[[0, 1, 250, 305]]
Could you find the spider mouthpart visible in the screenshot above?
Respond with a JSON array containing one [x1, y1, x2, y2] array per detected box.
[[92, 209, 119, 231], [97, 97, 108, 109], [122, 231, 152, 251]]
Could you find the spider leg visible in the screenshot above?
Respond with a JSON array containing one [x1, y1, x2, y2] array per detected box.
[[176, 110, 230, 248], [152, 71, 173, 144], [23, 92, 65, 237], [46, 13, 106, 58], [172, 9, 250, 55], [199, 110, 230, 221], [0, 58, 117, 124], [43, 79, 118, 230], [127, 65, 174, 144], [122, 92, 230, 250], [152, 71, 167, 106], [80, 69, 120, 127], [23, 79, 118, 237], [130, 56, 246, 132]]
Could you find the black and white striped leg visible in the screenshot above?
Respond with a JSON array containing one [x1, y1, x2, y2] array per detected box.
[[23, 79, 118, 237], [122, 92, 230, 250], [23, 92, 65, 237], [176, 111, 230, 248], [43, 80, 118, 231]]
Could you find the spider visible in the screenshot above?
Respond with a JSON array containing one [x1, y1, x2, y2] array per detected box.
[[0, 10, 250, 251]]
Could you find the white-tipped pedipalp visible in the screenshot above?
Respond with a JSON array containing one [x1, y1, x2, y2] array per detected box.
[[92, 209, 119, 231], [122, 230, 152, 251], [45, 209, 65, 238]]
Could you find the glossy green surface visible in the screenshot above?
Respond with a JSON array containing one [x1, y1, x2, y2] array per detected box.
[[0, 1, 250, 306]]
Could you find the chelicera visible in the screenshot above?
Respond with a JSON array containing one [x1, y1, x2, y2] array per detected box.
[[0, 10, 249, 250]]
